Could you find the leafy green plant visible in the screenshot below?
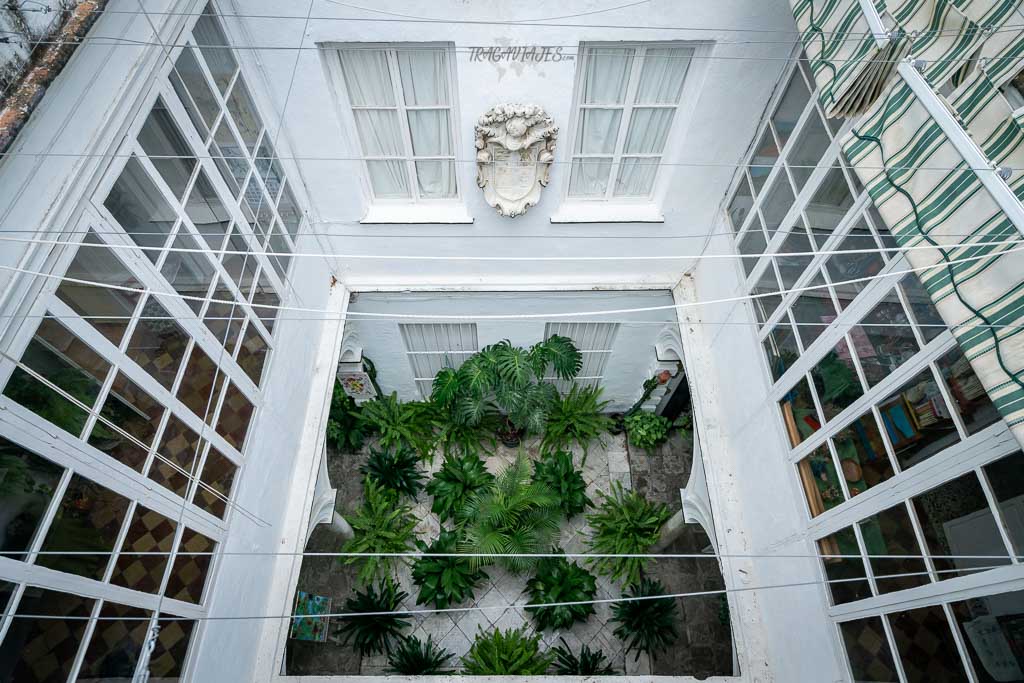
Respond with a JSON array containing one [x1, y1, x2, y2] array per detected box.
[[551, 638, 616, 675], [411, 529, 488, 609], [326, 381, 365, 452], [426, 452, 495, 523], [541, 384, 612, 454], [337, 576, 411, 656], [611, 578, 680, 661], [360, 446, 424, 498], [359, 392, 438, 460], [525, 555, 597, 630], [624, 411, 671, 451], [586, 481, 671, 586], [459, 456, 562, 574], [341, 478, 418, 584], [386, 634, 453, 675], [460, 627, 553, 675], [532, 449, 591, 518]]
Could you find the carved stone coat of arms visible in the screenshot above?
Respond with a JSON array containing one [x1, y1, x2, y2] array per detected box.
[[474, 104, 557, 217]]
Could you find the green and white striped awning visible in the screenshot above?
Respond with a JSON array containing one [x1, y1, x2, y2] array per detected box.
[[790, 0, 1024, 439]]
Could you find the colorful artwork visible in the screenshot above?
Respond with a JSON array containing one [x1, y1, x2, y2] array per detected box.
[[336, 370, 376, 401], [290, 591, 331, 642]]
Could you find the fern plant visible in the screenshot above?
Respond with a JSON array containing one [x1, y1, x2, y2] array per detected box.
[[532, 449, 591, 518], [524, 555, 597, 630], [541, 384, 612, 454], [359, 392, 438, 460], [411, 529, 488, 609], [624, 411, 670, 451], [386, 635, 453, 675], [586, 481, 671, 586], [326, 381, 365, 452], [611, 578, 680, 661], [360, 446, 424, 499], [426, 452, 494, 523], [459, 455, 562, 574], [341, 478, 418, 584], [551, 638, 616, 675], [460, 627, 553, 675], [337, 576, 411, 656]]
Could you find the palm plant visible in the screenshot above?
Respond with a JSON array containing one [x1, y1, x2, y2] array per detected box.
[[459, 455, 561, 574], [337, 576, 411, 656], [411, 529, 488, 609], [426, 452, 495, 523], [341, 478, 418, 584], [359, 392, 438, 460], [360, 445, 424, 499], [550, 638, 616, 675], [541, 384, 612, 454], [524, 555, 597, 630], [386, 635, 453, 675], [532, 449, 591, 518], [611, 578, 680, 661], [460, 627, 553, 675], [586, 481, 671, 586]]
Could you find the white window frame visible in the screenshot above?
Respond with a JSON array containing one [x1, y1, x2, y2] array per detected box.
[[543, 322, 620, 391], [399, 323, 479, 398]]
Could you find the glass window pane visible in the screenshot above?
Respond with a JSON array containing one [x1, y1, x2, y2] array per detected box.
[[353, 109, 404, 156], [749, 127, 777, 194], [222, 229, 255, 289], [126, 298, 190, 391], [104, 157, 178, 264], [89, 372, 164, 472], [868, 204, 899, 259], [804, 165, 853, 243], [148, 415, 203, 497], [38, 473, 130, 579], [255, 136, 283, 199], [109, 505, 176, 594], [569, 157, 612, 197], [900, 273, 947, 343], [78, 602, 152, 680], [763, 319, 799, 382], [575, 108, 622, 154], [889, 606, 969, 682], [634, 47, 690, 103], [0, 588, 94, 683], [937, 346, 1000, 435], [170, 47, 219, 137], [160, 233, 215, 314], [750, 265, 782, 324], [811, 338, 863, 422], [775, 225, 814, 289], [818, 527, 872, 604], [339, 49, 395, 106], [204, 279, 244, 354], [787, 112, 830, 191], [839, 616, 899, 682], [237, 323, 268, 386], [216, 382, 254, 450], [414, 160, 457, 199], [56, 232, 142, 346], [366, 159, 411, 198], [150, 618, 196, 679], [165, 528, 215, 603], [277, 182, 302, 238], [950, 590, 1024, 683], [831, 410, 894, 496], [727, 174, 753, 232], [826, 219, 885, 309], [581, 47, 634, 104], [193, 12, 237, 93], [211, 117, 248, 195], [859, 503, 930, 594], [243, 176, 275, 241], [0, 437, 63, 558], [176, 344, 225, 423], [853, 294, 919, 388], [738, 221, 768, 278], [791, 271, 838, 349], [912, 472, 1010, 580], [760, 173, 795, 237], [397, 49, 449, 105], [196, 447, 237, 518], [138, 97, 196, 200], [878, 368, 959, 470], [780, 376, 821, 447], [225, 81, 262, 152], [798, 444, 845, 516], [185, 169, 231, 250], [251, 275, 279, 333], [614, 157, 659, 197], [982, 450, 1024, 557], [624, 107, 674, 153], [772, 69, 810, 149]]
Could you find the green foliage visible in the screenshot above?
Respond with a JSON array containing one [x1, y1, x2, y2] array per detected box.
[[386, 635, 453, 675], [426, 452, 495, 523], [411, 530, 488, 609], [341, 478, 418, 584], [524, 555, 597, 630], [359, 392, 438, 460], [360, 446, 424, 499], [550, 638, 616, 675], [542, 384, 612, 454], [326, 381, 365, 452], [624, 411, 671, 451], [611, 578, 680, 661], [532, 450, 591, 518], [586, 482, 671, 586], [337, 576, 411, 656], [459, 456, 561, 574], [460, 627, 553, 675]]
